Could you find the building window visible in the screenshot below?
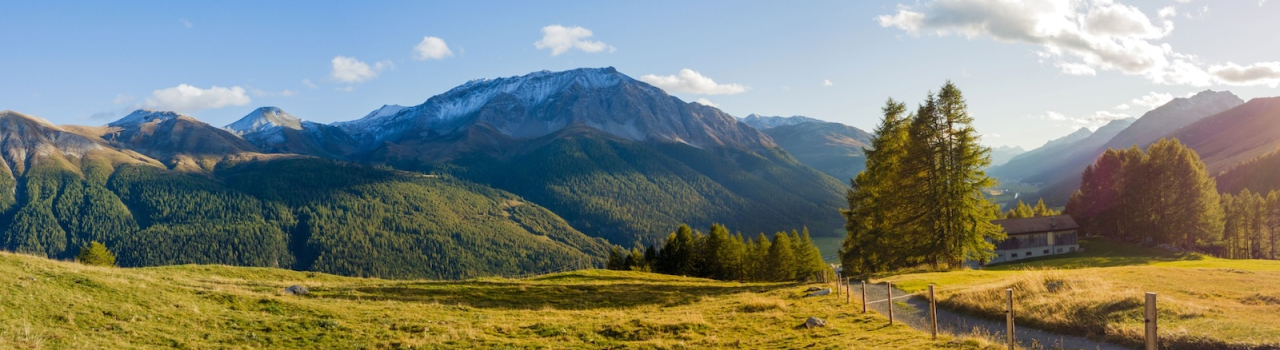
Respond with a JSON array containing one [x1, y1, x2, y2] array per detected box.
[[1056, 248, 1063, 253], [1069, 247, 1076, 252], [1026, 251, 1032, 256], [1011, 253, 1018, 258], [1044, 249, 1050, 254]]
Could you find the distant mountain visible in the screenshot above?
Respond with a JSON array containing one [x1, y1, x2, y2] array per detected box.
[[989, 145, 1026, 167], [1167, 97, 1280, 174], [989, 127, 1095, 183], [339, 67, 848, 244], [739, 114, 825, 130], [0, 110, 611, 279], [225, 107, 357, 160], [750, 116, 874, 182], [1032, 90, 1243, 204], [98, 110, 263, 172]]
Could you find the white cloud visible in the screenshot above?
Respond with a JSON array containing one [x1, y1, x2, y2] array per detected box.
[[144, 84, 251, 112], [1208, 62, 1280, 87], [693, 98, 719, 107], [1130, 92, 1174, 109], [413, 36, 454, 60], [302, 79, 319, 89], [1036, 109, 1130, 130], [1115, 103, 1130, 110], [876, 0, 1276, 87], [330, 56, 391, 83], [639, 69, 747, 95], [990, 133, 1003, 138], [823, 79, 834, 86], [113, 94, 136, 105], [1157, 6, 1177, 19], [1056, 62, 1098, 76], [535, 25, 614, 56], [334, 86, 355, 92], [249, 88, 297, 98]]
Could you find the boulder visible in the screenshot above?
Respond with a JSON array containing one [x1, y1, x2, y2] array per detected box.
[[805, 286, 822, 292], [805, 288, 831, 297], [803, 316, 827, 328], [284, 284, 309, 295]]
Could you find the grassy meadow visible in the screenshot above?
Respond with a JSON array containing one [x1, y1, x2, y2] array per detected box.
[[880, 238, 1280, 350], [0, 251, 1007, 350]]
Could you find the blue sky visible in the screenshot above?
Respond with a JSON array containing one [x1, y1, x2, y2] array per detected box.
[[2, 1, 1279, 150]]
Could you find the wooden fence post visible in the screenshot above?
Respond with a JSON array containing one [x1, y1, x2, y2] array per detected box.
[[1006, 288, 1015, 350], [887, 281, 894, 325], [861, 280, 867, 313], [929, 284, 938, 340], [1146, 292, 1158, 350], [846, 278, 851, 304]]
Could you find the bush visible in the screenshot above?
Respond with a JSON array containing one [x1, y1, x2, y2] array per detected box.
[[77, 241, 117, 267]]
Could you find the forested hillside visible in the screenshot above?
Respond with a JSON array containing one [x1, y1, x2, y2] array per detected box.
[[436, 135, 848, 246], [0, 153, 610, 279]]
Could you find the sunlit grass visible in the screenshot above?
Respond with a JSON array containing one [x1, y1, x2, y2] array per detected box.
[[0, 251, 1004, 349], [881, 238, 1280, 349]]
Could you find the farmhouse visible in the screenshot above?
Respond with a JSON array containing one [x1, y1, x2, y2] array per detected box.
[[989, 215, 1080, 264]]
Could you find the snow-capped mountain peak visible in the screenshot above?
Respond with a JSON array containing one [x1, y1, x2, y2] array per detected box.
[[337, 67, 637, 141], [110, 110, 184, 128], [226, 106, 303, 134]]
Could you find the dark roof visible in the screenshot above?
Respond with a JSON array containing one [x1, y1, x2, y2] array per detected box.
[[992, 215, 1079, 235]]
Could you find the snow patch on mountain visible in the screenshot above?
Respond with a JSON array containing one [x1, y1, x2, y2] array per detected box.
[[110, 110, 183, 128], [225, 107, 303, 134], [337, 67, 633, 141], [740, 114, 825, 130]]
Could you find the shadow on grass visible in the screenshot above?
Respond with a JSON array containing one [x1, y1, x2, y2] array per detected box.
[[308, 279, 799, 310]]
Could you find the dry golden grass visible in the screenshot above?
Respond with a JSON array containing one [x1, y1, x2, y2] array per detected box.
[[884, 239, 1280, 350], [0, 251, 1005, 350]]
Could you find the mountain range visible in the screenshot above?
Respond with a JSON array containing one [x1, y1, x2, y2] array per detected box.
[[991, 90, 1271, 205], [740, 114, 874, 182], [0, 67, 853, 278]]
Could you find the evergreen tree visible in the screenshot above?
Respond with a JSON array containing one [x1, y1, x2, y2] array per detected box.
[[841, 98, 911, 276], [1007, 200, 1035, 218], [607, 247, 626, 270], [765, 232, 797, 282], [76, 241, 116, 267], [1032, 199, 1057, 217]]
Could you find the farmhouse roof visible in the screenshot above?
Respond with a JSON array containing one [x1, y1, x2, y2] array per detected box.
[[992, 215, 1079, 235]]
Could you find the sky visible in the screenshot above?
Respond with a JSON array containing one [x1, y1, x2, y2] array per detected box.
[[2, 0, 1279, 150]]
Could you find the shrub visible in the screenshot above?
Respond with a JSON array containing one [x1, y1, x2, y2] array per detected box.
[[77, 241, 117, 267]]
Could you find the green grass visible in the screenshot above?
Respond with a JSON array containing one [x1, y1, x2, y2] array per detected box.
[[0, 252, 1005, 349], [880, 238, 1280, 350]]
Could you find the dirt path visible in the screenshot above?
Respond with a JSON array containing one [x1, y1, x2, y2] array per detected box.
[[844, 282, 1131, 350]]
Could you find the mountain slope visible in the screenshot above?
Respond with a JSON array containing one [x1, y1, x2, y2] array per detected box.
[[989, 145, 1026, 167], [752, 117, 874, 181], [341, 68, 848, 244], [989, 127, 1095, 183], [99, 110, 265, 172], [0, 111, 610, 279], [225, 107, 358, 160], [739, 113, 825, 130], [1026, 91, 1242, 204], [1167, 97, 1280, 174]]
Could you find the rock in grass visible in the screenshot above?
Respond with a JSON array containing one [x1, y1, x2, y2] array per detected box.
[[804, 316, 827, 328], [805, 288, 831, 297], [805, 286, 822, 292], [284, 285, 309, 295]]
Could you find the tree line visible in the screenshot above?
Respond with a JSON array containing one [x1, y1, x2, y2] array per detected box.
[[840, 82, 1005, 277], [1002, 198, 1060, 219], [1065, 138, 1280, 261], [606, 224, 833, 283]]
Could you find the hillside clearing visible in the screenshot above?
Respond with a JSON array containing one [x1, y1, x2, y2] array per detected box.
[[881, 239, 1280, 350], [0, 252, 1002, 349]]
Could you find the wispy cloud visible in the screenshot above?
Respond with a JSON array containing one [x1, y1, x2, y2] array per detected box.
[[330, 56, 392, 83], [144, 84, 251, 112], [639, 69, 747, 95], [877, 0, 1279, 87], [535, 25, 615, 56], [414, 36, 454, 60]]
